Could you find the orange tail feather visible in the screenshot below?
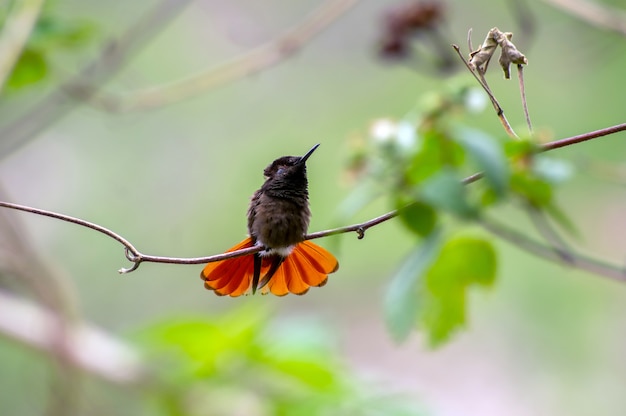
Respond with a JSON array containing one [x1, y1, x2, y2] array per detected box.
[[201, 238, 339, 297]]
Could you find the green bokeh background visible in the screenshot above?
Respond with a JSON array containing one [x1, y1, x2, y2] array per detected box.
[[2, 0, 626, 415]]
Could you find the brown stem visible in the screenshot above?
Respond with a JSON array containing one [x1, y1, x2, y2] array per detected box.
[[452, 44, 519, 139], [542, 123, 626, 151], [518, 64, 533, 132]]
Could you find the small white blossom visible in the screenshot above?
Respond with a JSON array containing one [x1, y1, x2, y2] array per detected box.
[[370, 119, 397, 144]]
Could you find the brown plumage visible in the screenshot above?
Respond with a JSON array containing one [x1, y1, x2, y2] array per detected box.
[[201, 144, 338, 296]]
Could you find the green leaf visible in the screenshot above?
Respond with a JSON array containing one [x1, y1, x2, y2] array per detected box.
[[7, 49, 47, 89], [480, 187, 499, 207], [264, 358, 339, 391], [31, 14, 98, 49], [455, 127, 509, 197], [384, 230, 443, 343], [406, 140, 442, 185], [397, 199, 438, 237], [510, 169, 553, 207], [452, 237, 497, 287], [405, 129, 464, 185], [421, 286, 466, 347], [504, 137, 537, 158], [421, 168, 476, 218], [422, 237, 497, 346]]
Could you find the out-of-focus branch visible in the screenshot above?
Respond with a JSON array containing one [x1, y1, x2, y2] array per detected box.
[[544, 0, 626, 36], [525, 204, 574, 263], [0, 0, 45, 93], [0, 289, 146, 385], [480, 218, 626, 282], [0, 184, 77, 318], [0, 0, 193, 159], [0, 182, 82, 416], [67, 0, 362, 112]]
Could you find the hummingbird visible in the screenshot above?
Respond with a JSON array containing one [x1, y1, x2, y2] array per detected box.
[[201, 144, 339, 296]]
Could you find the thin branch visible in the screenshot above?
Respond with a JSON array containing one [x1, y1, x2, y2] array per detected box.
[[480, 218, 626, 282], [0, 201, 140, 255], [67, 0, 362, 113], [0, 123, 625, 275], [307, 209, 398, 241], [542, 122, 626, 151]]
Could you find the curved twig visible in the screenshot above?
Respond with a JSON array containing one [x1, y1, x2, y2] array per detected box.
[[1, 123, 626, 275], [0, 201, 140, 255]]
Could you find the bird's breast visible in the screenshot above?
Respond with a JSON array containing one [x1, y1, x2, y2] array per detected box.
[[249, 194, 311, 250]]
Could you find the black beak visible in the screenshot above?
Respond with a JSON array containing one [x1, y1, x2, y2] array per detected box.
[[298, 143, 320, 165]]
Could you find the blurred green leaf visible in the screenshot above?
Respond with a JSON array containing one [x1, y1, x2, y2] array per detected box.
[[422, 236, 497, 346], [421, 286, 466, 347], [6, 49, 47, 89], [264, 358, 340, 391], [421, 168, 476, 218], [511, 169, 553, 207], [5, 9, 98, 92], [397, 199, 438, 237], [384, 230, 442, 343], [504, 137, 536, 158], [135, 307, 425, 416], [455, 127, 509, 197], [406, 138, 442, 185], [480, 187, 499, 207], [406, 129, 464, 184], [134, 306, 268, 379], [30, 13, 98, 49]]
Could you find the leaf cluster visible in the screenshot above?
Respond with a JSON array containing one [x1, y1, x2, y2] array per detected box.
[[345, 84, 574, 346], [134, 307, 425, 416]]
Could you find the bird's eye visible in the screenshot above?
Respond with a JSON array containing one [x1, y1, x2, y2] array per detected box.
[[276, 167, 285, 176]]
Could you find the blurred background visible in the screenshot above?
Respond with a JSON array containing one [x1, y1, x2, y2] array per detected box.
[[1, 0, 626, 415]]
